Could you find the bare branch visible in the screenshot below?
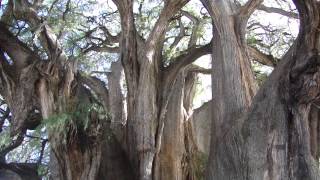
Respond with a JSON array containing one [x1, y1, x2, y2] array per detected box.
[[99, 26, 121, 44], [62, 0, 71, 21], [83, 45, 119, 54], [247, 46, 278, 67], [257, 4, 298, 19], [37, 139, 48, 164], [187, 65, 211, 74], [170, 18, 185, 49], [164, 42, 211, 83], [9, 0, 67, 62], [292, 0, 320, 49], [166, 42, 211, 71], [146, 0, 189, 50], [0, 23, 40, 69], [79, 75, 109, 110], [181, 10, 201, 48]]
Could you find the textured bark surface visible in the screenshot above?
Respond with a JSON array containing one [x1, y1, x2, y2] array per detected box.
[[0, 2, 109, 178], [189, 101, 212, 155], [0, 164, 40, 180], [0, 170, 21, 180], [0, 0, 213, 178], [97, 133, 135, 180], [154, 68, 198, 180], [200, 0, 259, 178], [154, 72, 186, 180], [111, 1, 214, 179], [203, 0, 320, 179], [309, 105, 320, 161]]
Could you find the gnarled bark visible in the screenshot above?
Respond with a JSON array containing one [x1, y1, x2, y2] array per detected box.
[[204, 0, 320, 179]]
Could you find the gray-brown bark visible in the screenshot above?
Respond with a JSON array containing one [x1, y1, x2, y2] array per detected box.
[[309, 105, 320, 162], [189, 101, 212, 155], [111, 1, 215, 179], [1, 2, 213, 179], [0, 165, 40, 180], [0, 3, 109, 179], [204, 0, 320, 179], [199, 1, 260, 178]]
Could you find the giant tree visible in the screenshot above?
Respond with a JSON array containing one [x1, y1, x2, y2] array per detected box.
[[0, 0, 212, 179], [202, 0, 320, 179]]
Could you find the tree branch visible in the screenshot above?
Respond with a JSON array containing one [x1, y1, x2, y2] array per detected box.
[[164, 42, 211, 83], [187, 65, 211, 74], [165, 42, 211, 71], [247, 46, 278, 67], [37, 139, 48, 164], [0, 23, 40, 69], [258, 4, 299, 19], [83, 45, 119, 54], [146, 0, 189, 50], [10, 0, 67, 62], [181, 10, 201, 48], [170, 18, 185, 49], [79, 75, 110, 110], [0, 130, 25, 162], [292, 0, 320, 49]]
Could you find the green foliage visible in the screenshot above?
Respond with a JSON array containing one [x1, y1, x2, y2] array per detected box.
[[252, 62, 270, 86], [247, 35, 259, 46], [37, 164, 49, 179], [40, 102, 109, 136], [0, 130, 11, 150]]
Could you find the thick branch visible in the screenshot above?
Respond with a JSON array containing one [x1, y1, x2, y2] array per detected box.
[[10, 0, 67, 62], [0, 23, 40, 69], [293, 0, 320, 49], [187, 64, 211, 74], [100, 26, 121, 44], [83, 45, 119, 54], [170, 18, 185, 49], [79, 75, 109, 110], [247, 46, 278, 67], [165, 42, 212, 76], [146, 0, 189, 50], [258, 4, 299, 19], [181, 10, 201, 48]]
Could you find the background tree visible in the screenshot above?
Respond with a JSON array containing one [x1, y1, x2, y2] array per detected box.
[[0, 0, 212, 179], [0, 0, 319, 180]]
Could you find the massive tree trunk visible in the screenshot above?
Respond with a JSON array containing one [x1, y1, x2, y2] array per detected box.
[[200, 0, 260, 177], [309, 104, 320, 163], [154, 66, 203, 180], [1, 1, 212, 179], [112, 0, 214, 179], [0, 2, 128, 179], [204, 0, 320, 179]]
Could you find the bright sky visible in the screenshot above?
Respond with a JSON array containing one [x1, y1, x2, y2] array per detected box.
[[0, 0, 299, 109], [87, 0, 300, 109]]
